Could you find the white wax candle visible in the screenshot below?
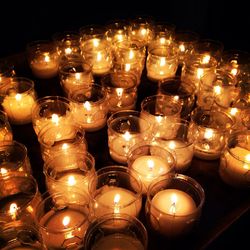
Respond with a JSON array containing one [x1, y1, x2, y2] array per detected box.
[[219, 146, 250, 188], [150, 189, 197, 237], [92, 52, 112, 75], [130, 155, 171, 194], [30, 54, 59, 79], [39, 207, 88, 249], [2, 92, 36, 124], [92, 234, 145, 250], [157, 140, 194, 172], [94, 187, 142, 218]]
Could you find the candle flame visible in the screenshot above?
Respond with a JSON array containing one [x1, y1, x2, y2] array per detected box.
[[65, 47, 72, 55], [128, 50, 135, 60], [173, 96, 179, 102], [231, 68, 238, 76], [51, 114, 60, 125], [123, 131, 132, 141], [62, 143, 69, 150], [230, 108, 239, 116], [214, 85, 221, 95], [84, 101, 91, 111], [147, 159, 155, 170], [116, 88, 123, 97], [93, 39, 99, 47], [156, 115, 163, 123], [67, 175, 77, 186], [125, 63, 131, 72], [140, 28, 147, 36], [204, 129, 214, 140], [97, 52, 102, 62], [75, 73, 81, 80], [15, 93, 22, 101], [170, 194, 177, 215], [197, 68, 204, 79], [159, 57, 166, 67], [201, 54, 210, 64], [245, 154, 250, 162], [179, 44, 185, 52], [9, 203, 18, 219], [114, 194, 121, 213], [62, 216, 71, 227], [0, 168, 7, 174], [159, 37, 166, 44], [168, 141, 176, 150], [44, 54, 50, 62]]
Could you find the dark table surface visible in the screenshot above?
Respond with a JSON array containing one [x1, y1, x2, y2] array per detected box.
[[2, 52, 250, 250]]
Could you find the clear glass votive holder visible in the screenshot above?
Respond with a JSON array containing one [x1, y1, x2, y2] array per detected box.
[[219, 130, 250, 189], [101, 72, 138, 113], [127, 144, 175, 194], [145, 173, 205, 238], [188, 107, 235, 160], [69, 84, 108, 132], [88, 166, 143, 219], [107, 110, 151, 164], [0, 173, 41, 230], [152, 120, 194, 173], [44, 151, 96, 196], [1, 77, 37, 125], [59, 59, 94, 96], [84, 213, 148, 250], [35, 190, 90, 250], [0, 140, 31, 175], [38, 123, 87, 163], [27, 40, 59, 79], [0, 60, 15, 95], [146, 44, 179, 82], [140, 95, 182, 138], [158, 76, 196, 119], [32, 96, 73, 136], [0, 110, 13, 143]]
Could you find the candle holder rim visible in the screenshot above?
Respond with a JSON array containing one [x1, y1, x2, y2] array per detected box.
[[147, 173, 205, 217]]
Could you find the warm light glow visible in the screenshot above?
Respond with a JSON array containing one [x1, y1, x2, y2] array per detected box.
[[44, 54, 50, 62], [115, 34, 124, 42], [51, 114, 60, 125], [128, 50, 135, 60], [204, 129, 214, 140], [245, 154, 250, 162], [93, 39, 99, 47], [147, 159, 155, 170], [75, 73, 81, 80], [0, 168, 7, 174], [114, 194, 121, 213], [65, 47, 72, 55], [140, 28, 147, 36], [123, 131, 132, 141], [197, 68, 204, 79], [62, 143, 69, 150], [15, 94, 22, 101], [231, 68, 238, 76], [169, 194, 177, 215], [168, 141, 176, 150], [201, 54, 210, 64], [160, 37, 166, 44], [230, 108, 239, 116], [179, 44, 185, 52], [67, 175, 77, 186], [97, 52, 102, 62], [159, 57, 166, 67], [84, 101, 91, 111], [214, 85, 221, 95], [116, 88, 123, 97], [62, 216, 71, 227], [156, 116, 163, 123], [125, 63, 131, 72], [173, 96, 179, 102], [9, 203, 18, 219]]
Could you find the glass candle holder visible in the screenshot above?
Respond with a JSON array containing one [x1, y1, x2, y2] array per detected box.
[[0, 173, 41, 229], [107, 110, 151, 164], [35, 191, 90, 250], [140, 95, 182, 138], [127, 144, 175, 194], [69, 84, 108, 132], [0, 60, 15, 95], [84, 213, 148, 250], [1, 77, 37, 125], [38, 123, 87, 163], [152, 120, 194, 173], [89, 166, 143, 219], [219, 130, 250, 189], [101, 72, 138, 113], [188, 107, 235, 160], [181, 53, 217, 93], [158, 76, 196, 119], [146, 44, 179, 82], [0, 110, 13, 143], [32, 96, 73, 136], [27, 40, 59, 79], [145, 173, 205, 238], [44, 151, 96, 197], [59, 59, 94, 96], [0, 140, 31, 175]]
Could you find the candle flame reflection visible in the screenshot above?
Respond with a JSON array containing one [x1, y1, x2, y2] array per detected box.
[[63, 216, 71, 227], [9, 203, 18, 219]]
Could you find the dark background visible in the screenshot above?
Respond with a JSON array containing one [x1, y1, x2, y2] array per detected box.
[[0, 2, 249, 250], [0, 2, 250, 58]]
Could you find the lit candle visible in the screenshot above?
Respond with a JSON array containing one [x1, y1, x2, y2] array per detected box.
[[130, 155, 172, 194], [39, 207, 89, 249], [157, 140, 194, 172], [93, 187, 142, 218], [150, 189, 197, 237], [219, 146, 250, 188], [2, 92, 36, 124], [30, 53, 59, 79], [91, 234, 145, 250]]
